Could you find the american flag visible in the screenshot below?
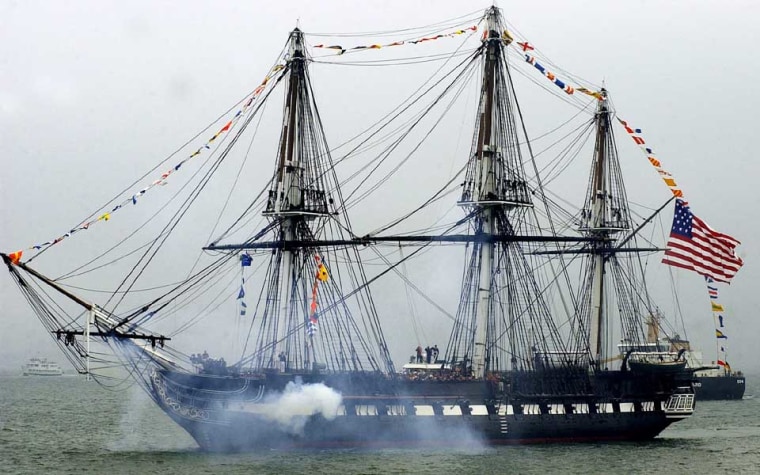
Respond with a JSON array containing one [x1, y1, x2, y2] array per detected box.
[[662, 199, 743, 283]]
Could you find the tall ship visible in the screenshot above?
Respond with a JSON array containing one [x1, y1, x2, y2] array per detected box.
[[6, 6, 748, 450], [22, 357, 64, 376]]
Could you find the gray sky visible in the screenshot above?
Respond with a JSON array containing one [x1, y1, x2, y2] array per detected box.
[[1, 0, 758, 374]]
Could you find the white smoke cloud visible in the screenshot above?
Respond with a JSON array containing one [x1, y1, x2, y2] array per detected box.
[[258, 381, 342, 434]]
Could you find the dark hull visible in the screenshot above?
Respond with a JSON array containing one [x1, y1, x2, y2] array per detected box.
[[694, 375, 746, 400], [175, 410, 676, 451], [148, 368, 694, 451]]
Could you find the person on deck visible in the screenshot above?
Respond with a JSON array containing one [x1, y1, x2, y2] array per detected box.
[[416, 345, 423, 363], [425, 346, 432, 364]]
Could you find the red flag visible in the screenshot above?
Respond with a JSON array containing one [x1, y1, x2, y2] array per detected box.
[[517, 41, 534, 51], [8, 250, 23, 264], [662, 199, 743, 283], [220, 120, 232, 133]]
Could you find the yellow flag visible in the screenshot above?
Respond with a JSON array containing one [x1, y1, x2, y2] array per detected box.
[[577, 87, 605, 101], [317, 264, 329, 282], [711, 302, 724, 312]]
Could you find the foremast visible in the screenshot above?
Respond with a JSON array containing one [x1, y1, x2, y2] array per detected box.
[[211, 27, 395, 375], [263, 28, 326, 367]]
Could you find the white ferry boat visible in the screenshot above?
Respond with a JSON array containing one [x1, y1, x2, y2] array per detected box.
[[22, 358, 64, 376]]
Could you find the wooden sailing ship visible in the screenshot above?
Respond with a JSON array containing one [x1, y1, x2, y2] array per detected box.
[[3, 7, 701, 450]]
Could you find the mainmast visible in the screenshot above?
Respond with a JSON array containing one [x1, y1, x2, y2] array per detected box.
[[451, 6, 536, 378], [470, 9, 500, 380]]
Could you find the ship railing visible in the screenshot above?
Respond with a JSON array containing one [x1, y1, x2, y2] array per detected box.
[[626, 351, 681, 363], [617, 342, 671, 353], [663, 391, 695, 419]]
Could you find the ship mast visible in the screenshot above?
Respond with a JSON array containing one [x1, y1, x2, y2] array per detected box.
[[451, 6, 539, 378], [262, 27, 337, 368], [268, 28, 307, 363], [588, 91, 609, 364], [216, 26, 394, 374], [470, 10, 500, 379], [579, 89, 633, 366], [211, 11, 589, 377]]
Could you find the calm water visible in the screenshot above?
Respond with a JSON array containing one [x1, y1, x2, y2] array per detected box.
[[1, 375, 758, 474]]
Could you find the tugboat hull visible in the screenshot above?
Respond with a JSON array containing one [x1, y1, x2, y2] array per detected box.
[[694, 375, 746, 400]]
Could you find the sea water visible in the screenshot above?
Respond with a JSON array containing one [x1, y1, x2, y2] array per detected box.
[[1, 374, 758, 474]]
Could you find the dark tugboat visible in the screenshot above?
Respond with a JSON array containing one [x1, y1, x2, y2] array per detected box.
[[3, 7, 706, 450], [681, 345, 746, 401], [693, 371, 746, 401]]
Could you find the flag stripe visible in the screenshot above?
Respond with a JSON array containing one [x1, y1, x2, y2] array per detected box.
[[663, 237, 742, 273], [693, 216, 741, 246], [662, 256, 736, 283], [662, 254, 739, 282], [664, 235, 742, 271]]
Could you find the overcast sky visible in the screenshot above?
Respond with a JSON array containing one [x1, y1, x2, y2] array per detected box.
[[1, 0, 758, 375]]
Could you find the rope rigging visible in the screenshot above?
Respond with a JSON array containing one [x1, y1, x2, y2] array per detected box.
[[1, 7, 700, 388]]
